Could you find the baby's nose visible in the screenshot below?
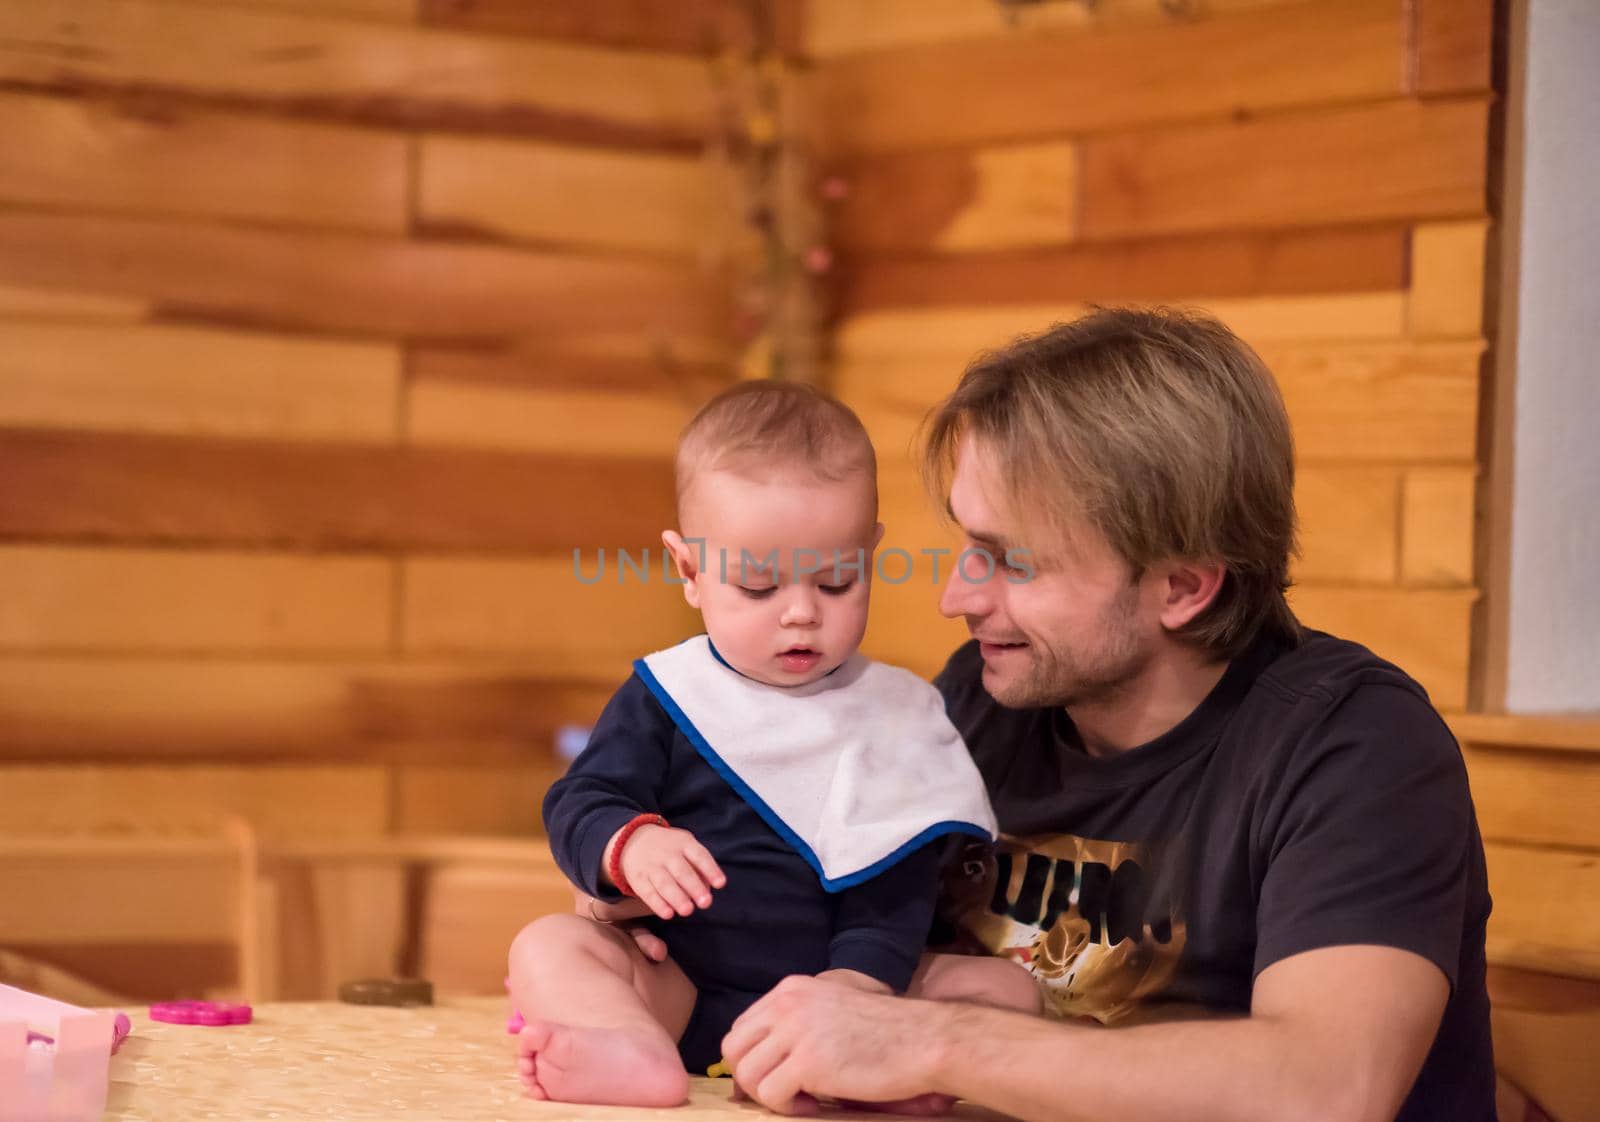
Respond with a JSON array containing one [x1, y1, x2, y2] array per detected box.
[[781, 588, 820, 625]]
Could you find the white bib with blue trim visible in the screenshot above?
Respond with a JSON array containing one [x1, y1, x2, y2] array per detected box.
[[635, 635, 997, 891]]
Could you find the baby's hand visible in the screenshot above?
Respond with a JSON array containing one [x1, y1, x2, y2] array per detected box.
[[615, 824, 727, 920]]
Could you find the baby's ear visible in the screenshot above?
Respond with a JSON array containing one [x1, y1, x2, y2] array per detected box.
[[661, 530, 703, 608]]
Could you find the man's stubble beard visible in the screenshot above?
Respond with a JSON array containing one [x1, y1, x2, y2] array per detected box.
[[986, 584, 1149, 710]]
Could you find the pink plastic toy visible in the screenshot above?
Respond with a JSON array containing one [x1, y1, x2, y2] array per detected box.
[[24, 1013, 131, 1055], [503, 977, 525, 1035], [149, 1001, 252, 1026], [1, 983, 124, 1122]]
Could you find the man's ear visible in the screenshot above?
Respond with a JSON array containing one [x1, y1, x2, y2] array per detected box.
[[1156, 559, 1227, 632], [661, 529, 703, 609]]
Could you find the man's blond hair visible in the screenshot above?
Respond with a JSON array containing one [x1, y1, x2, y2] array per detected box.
[[676, 380, 877, 518], [923, 307, 1300, 658]]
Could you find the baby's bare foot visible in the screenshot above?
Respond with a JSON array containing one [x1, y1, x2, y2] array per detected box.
[[517, 1019, 688, 1107]]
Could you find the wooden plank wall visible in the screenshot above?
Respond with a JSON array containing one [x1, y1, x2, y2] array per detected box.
[[801, 0, 1495, 717], [0, 0, 1501, 823], [0, 0, 763, 837]]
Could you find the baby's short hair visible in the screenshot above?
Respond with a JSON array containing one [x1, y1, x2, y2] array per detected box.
[[675, 380, 878, 517]]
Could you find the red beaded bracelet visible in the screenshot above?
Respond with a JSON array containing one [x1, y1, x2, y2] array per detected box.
[[606, 813, 667, 898]]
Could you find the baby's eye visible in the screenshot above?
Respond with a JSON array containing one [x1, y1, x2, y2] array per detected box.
[[819, 582, 856, 596], [739, 586, 777, 600]]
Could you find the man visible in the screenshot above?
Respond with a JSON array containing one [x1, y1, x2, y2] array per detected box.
[[720, 308, 1494, 1121]]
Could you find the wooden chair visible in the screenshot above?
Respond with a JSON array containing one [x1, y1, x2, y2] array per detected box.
[[1490, 964, 1600, 1122], [0, 820, 264, 1002], [2, 827, 589, 1004], [253, 836, 570, 1000], [411, 840, 574, 996]]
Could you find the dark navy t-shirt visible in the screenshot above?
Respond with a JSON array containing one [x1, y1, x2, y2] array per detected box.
[[933, 630, 1495, 1121]]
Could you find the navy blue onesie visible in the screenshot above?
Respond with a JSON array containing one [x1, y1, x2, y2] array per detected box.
[[543, 671, 940, 1073]]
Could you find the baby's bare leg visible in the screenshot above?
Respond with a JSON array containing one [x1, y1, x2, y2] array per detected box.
[[507, 913, 696, 1106], [909, 952, 1043, 1015]]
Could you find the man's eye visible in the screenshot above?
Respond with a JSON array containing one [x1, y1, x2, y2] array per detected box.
[[739, 586, 777, 599], [820, 582, 855, 596]]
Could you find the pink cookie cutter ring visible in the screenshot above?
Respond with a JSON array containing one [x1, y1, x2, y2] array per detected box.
[[149, 1001, 253, 1027]]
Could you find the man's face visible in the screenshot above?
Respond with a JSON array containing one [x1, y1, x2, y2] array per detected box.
[[670, 469, 882, 688], [937, 436, 1159, 709]]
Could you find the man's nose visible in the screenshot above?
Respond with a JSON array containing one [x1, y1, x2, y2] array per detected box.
[[939, 558, 988, 619]]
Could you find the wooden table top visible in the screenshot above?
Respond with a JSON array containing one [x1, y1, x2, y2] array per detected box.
[[104, 997, 1014, 1121]]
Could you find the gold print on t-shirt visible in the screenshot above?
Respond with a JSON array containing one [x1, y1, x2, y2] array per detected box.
[[940, 833, 1187, 1024]]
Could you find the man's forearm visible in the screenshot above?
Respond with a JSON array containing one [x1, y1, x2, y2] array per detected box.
[[724, 946, 1437, 1119], [920, 1001, 1349, 1122]]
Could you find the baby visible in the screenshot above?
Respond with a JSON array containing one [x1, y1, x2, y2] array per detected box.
[[507, 381, 1005, 1107]]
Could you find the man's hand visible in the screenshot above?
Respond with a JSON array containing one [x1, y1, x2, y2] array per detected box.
[[722, 975, 944, 1115], [610, 823, 726, 921]]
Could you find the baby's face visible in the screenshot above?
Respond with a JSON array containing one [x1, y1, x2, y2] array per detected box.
[[667, 469, 883, 687]]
